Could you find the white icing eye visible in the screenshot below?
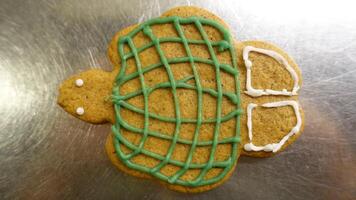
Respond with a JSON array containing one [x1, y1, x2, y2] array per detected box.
[[75, 79, 84, 87], [76, 107, 85, 115]]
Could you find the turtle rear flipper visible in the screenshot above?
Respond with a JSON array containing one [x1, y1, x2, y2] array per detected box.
[[238, 41, 304, 157]]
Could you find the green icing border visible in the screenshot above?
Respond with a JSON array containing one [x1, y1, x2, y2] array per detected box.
[[111, 16, 241, 187]]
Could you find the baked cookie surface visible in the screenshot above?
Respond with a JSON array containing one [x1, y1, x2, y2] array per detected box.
[[58, 6, 304, 193]]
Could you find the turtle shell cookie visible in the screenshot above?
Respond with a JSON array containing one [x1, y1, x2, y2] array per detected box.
[[58, 6, 304, 193]]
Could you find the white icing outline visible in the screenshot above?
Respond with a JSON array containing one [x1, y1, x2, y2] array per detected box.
[[75, 79, 84, 87], [244, 101, 302, 153], [76, 107, 85, 115], [243, 46, 300, 97]]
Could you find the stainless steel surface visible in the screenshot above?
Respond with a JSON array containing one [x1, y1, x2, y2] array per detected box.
[[1, 0, 355, 199]]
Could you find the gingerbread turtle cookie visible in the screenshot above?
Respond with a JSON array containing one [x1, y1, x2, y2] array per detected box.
[[58, 6, 304, 193]]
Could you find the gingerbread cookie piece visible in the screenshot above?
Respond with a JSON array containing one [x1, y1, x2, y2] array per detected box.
[[58, 6, 304, 193]]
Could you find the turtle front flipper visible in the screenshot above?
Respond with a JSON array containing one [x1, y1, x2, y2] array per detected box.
[[237, 41, 304, 157]]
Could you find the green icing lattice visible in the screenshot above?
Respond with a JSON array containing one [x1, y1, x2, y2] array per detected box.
[[111, 16, 242, 187]]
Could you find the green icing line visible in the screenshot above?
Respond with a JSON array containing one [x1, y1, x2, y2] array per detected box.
[[111, 16, 241, 187]]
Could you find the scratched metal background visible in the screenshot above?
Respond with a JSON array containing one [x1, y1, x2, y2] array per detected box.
[[1, 0, 355, 199]]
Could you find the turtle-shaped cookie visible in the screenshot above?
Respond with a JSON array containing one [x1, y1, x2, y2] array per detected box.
[[58, 6, 304, 193]]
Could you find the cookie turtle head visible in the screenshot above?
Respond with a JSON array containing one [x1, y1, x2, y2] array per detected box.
[[57, 69, 115, 124]]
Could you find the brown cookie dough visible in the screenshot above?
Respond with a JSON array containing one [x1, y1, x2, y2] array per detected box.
[[58, 6, 304, 193]]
